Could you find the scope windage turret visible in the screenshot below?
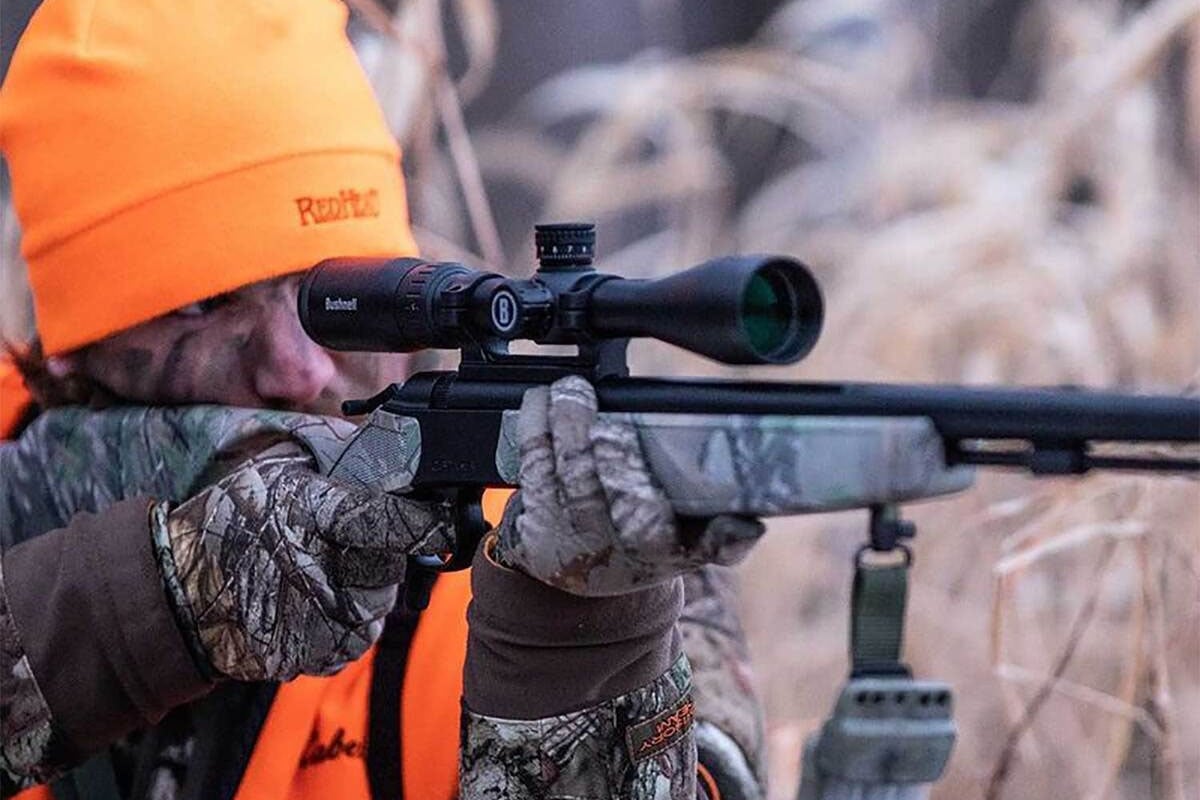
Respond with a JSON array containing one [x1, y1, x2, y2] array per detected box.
[[299, 226, 824, 365]]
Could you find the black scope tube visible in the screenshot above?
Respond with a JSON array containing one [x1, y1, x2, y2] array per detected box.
[[586, 256, 823, 365], [299, 257, 480, 352], [301, 255, 825, 366]]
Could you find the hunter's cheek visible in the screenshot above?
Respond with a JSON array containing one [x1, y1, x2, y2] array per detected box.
[[203, 329, 262, 404], [82, 343, 154, 400], [158, 326, 244, 404], [157, 330, 201, 399], [89, 346, 145, 398]]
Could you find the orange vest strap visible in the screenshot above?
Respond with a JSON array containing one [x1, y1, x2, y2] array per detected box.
[[1, 358, 33, 440], [697, 762, 722, 800], [10, 785, 53, 800]]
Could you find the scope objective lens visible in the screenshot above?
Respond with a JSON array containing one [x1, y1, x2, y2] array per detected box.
[[741, 271, 794, 359]]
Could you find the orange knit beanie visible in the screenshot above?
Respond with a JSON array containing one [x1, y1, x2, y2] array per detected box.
[[0, 0, 418, 357]]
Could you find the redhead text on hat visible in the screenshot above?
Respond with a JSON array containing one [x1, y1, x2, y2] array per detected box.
[[295, 188, 381, 226]]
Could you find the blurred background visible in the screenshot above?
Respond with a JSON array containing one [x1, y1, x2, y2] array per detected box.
[[3, 0, 1199, 797]]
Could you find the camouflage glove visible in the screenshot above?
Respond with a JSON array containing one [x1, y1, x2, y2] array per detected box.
[[492, 375, 765, 596], [151, 440, 455, 682]]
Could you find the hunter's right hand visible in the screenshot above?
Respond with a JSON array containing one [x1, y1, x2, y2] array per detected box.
[[5, 404, 457, 682], [153, 440, 455, 682]]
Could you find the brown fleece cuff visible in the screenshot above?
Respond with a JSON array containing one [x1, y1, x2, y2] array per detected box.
[[464, 537, 683, 719], [3, 497, 215, 761]]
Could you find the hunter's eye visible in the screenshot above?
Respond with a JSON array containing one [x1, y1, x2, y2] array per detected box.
[[173, 293, 233, 318]]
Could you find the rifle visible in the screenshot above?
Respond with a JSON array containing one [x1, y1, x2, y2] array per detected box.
[[298, 222, 1198, 797], [299, 222, 1197, 552]]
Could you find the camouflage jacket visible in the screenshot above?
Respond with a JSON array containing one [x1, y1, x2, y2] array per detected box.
[[0, 406, 766, 799]]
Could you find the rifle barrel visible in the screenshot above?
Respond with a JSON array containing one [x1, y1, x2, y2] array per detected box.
[[601, 379, 1200, 443]]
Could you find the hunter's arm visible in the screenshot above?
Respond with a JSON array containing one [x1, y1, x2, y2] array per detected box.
[[0, 497, 214, 793], [459, 554, 765, 799], [459, 376, 768, 799], [461, 544, 698, 800], [0, 421, 225, 792], [0, 405, 445, 794]]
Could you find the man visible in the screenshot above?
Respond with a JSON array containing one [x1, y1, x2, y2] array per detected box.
[[0, 1, 766, 798]]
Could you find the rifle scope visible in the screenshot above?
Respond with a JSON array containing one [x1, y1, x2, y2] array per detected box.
[[299, 223, 824, 365]]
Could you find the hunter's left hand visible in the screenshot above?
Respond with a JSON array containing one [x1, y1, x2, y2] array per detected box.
[[491, 375, 765, 596]]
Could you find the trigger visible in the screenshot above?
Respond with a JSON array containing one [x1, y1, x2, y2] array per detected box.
[[401, 488, 488, 611], [442, 488, 487, 571], [403, 555, 442, 611]]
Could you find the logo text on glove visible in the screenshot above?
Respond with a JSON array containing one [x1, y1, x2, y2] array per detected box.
[[626, 692, 695, 763]]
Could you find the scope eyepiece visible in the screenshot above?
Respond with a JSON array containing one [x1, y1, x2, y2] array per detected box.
[[299, 226, 823, 366], [299, 257, 486, 352]]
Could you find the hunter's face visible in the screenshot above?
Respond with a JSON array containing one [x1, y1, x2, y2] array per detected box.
[[63, 273, 411, 416]]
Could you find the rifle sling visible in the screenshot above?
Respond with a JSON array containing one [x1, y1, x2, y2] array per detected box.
[[849, 559, 910, 678]]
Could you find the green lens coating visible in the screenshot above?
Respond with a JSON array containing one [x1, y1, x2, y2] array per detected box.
[[742, 271, 792, 356]]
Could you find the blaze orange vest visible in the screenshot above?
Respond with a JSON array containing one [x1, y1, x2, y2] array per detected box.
[[3, 363, 505, 800], [229, 568, 472, 800]]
